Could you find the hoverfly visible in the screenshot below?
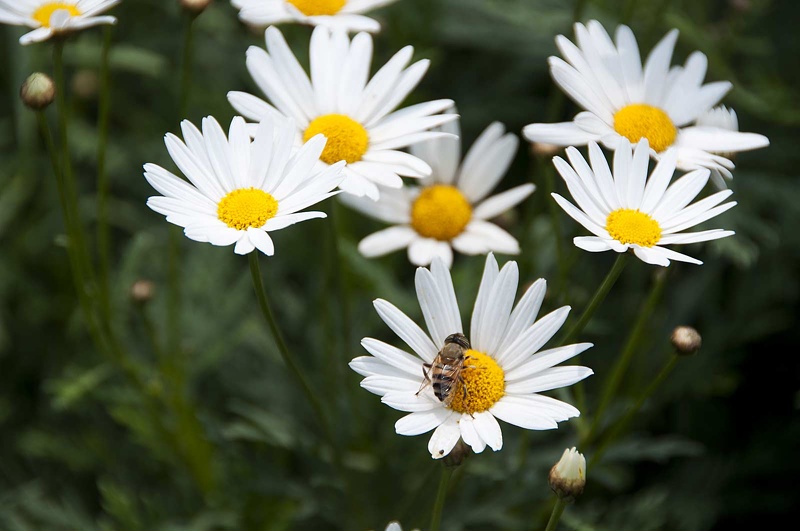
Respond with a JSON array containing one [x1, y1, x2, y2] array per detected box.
[[417, 333, 471, 406]]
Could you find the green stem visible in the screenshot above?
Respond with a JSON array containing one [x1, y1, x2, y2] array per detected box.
[[42, 71, 215, 498], [248, 252, 333, 442], [167, 14, 197, 356], [180, 14, 196, 118], [589, 353, 678, 469], [96, 26, 113, 318], [53, 41, 95, 289], [429, 466, 454, 531], [559, 253, 628, 346], [328, 200, 353, 401], [544, 499, 567, 531], [583, 270, 668, 446], [543, 163, 566, 288]]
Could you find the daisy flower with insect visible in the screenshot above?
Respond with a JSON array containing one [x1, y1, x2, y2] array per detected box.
[[228, 26, 457, 200], [350, 254, 593, 459], [523, 20, 769, 181], [0, 0, 119, 45], [341, 116, 535, 267], [231, 0, 398, 33], [551, 138, 736, 266], [143, 115, 344, 256]]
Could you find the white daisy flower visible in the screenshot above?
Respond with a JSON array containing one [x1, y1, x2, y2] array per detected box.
[[552, 138, 736, 266], [0, 0, 119, 45], [523, 20, 769, 180], [227, 26, 457, 200], [695, 105, 742, 188], [231, 0, 398, 33], [144, 115, 344, 256], [342, 117, 535, 267], [350, 254, 593, 459]]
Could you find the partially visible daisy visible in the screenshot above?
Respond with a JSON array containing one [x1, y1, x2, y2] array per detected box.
[[228, 26, 457, 200], [552, 138, 736, 266], [231, 0, 398, 33], [0, 0, 119, 45], [523, 20, 769, 179], [341, 117, 535, 267], [350, 254, 592, 459], [695, 105, 742, 188], [144, 115, 344, 256]]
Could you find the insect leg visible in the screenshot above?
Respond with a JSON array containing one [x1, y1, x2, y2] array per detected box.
[[416, 363, 433, 396]]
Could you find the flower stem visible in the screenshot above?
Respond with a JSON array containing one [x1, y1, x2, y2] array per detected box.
[[559, 253, 628, 346], [429, 465, 454, 531], [544, 498, 567, 531], [328, 200, 354, 400], [543, 162, 566, 290], [589, 352, 679, 469], [166, 13, 197, 356], [53, 41, 95, 289], [583, 270, 668, 446], [247, 252, 333, 442], [96, 26, 113, 318]]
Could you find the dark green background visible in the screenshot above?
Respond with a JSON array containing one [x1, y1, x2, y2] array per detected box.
[[1, 0, 798, 529]]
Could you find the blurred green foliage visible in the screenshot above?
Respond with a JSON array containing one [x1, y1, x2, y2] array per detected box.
[[1, 0, 798, 529]]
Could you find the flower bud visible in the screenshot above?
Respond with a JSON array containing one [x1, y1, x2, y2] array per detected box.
[[130, 280, 156, 304], [671, 326, 702, 356], [549, 447, 586, 502], [20, 73, 55, 110], [530, 141, 561, 157], [180, 0, 212, 14]]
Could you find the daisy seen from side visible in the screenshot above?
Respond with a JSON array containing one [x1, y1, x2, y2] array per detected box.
[[342, 117, 535, 267], [552, 138, 736, 266], [228, 25, 457, 200], [144, 115, 344, 256], [523, 20, 769, 180], [231, 0, 398, 33], [350, 254, 593, 459], [0, 0, 119, 45]]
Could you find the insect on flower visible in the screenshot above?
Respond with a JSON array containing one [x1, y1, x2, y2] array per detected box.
[[418, 332, 471, 406]]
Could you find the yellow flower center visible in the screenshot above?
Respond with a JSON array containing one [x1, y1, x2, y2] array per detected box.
[[217, 188, 279, 230], [449, 350, 505, 415], [613, 104, 677, 153], [32, 2, 81, 27], [303, 114, 369, 165], [410, 185, 472, 241], [605, 208, 662, 247], [287, 0, 347, 16]]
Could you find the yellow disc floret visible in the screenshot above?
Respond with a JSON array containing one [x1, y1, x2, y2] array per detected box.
[[33, 2, 81, 27], [606, 208, 662, 247], [613, 104, 677, 153], [287, 0, 346, 16], [449, 350, 505, 415], [410, 185, 472, 241], [217, 188, 279, 230], [304, 114, 369, 165]]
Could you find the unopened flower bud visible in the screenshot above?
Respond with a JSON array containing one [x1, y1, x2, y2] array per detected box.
[[130, 280, 155, 303], [72, 70, 99, 100], [20, 73, 55, 110], [530, 141, 561, 157], [671, 326, 702, 356], [442, 439, 471, 467], [549, 447, 586, 502], [180, 0, 212, 14]]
